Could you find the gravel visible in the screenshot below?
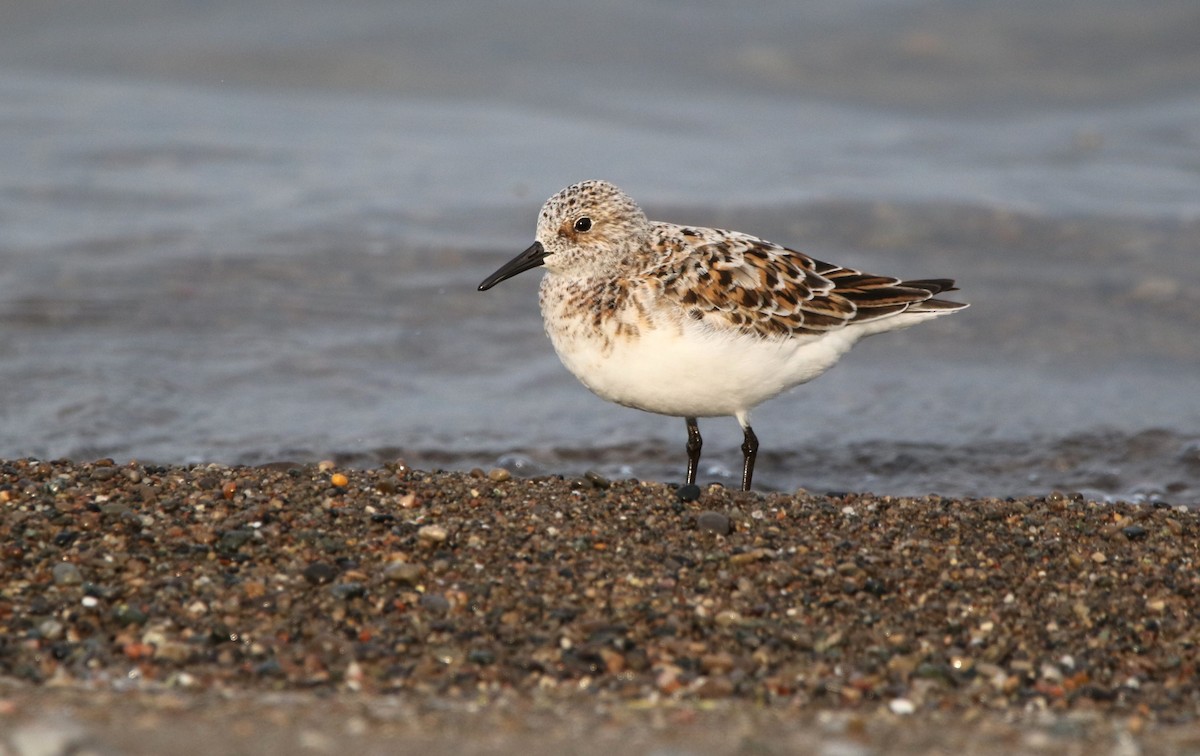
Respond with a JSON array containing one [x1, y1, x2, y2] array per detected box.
[[1, 458, 1198, 754]]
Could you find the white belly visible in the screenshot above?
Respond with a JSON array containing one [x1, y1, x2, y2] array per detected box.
[[546, 319, 862, 419]]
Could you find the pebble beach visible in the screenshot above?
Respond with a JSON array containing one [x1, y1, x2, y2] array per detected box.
[[2, 458, 1199, 754]]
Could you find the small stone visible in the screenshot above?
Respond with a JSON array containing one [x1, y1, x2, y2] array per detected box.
[[676, 484, 701, 502], [238, 581, 266, 601], [156, 641, 192, 663], [303, 562, 338, 585], [701, 652, 736, 674], [468, 648, 496, 666], [52, 562, 83, 585], [419, 593, 451, 614], [1090, 551, 1107, 564], [696, 510, 730, 534], [487, 468, 511, 483], [583, 470, 611, 489], [418, 525, 448, 544], [1122, 525, 1148, 540], [217, 528, 255, 554], [714, 609, 742, 627], [113, 604, 148, 626], [815, 631, 843, 653], [331, 582, 366, 600], [38, 619, 65, 640], [889, 698, 916, 715], [384, 562, 424, 585], [729, 548, 772, 565], [330, 472, 349, 488]]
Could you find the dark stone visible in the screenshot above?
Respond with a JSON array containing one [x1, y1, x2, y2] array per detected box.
[[217, 528, 255, 554], [468, 648, 497, 666], [864, 580, 892, 597], [419, 593, 450, 614], [112, 607, 148, 628], [676, 484, 702, 502], [331, 582, 366, 600], [1122, 525, 1148, 540], [303, 562, 338, 585]]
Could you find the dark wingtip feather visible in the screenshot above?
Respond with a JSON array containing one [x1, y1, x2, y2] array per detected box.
[[901, 278, 959, 295], [913, 298, 969, 312]]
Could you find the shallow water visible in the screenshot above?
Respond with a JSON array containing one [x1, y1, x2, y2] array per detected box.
[[1, 0, 1198, 500]]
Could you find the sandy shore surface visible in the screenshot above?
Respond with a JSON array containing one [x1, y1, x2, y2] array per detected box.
[[2, 458, 1198, 754]]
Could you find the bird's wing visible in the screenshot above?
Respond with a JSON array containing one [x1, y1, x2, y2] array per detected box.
[[646, 224, 962, 339]]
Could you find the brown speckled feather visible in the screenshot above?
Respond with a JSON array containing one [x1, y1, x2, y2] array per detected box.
[[648, 224, 963, 339]]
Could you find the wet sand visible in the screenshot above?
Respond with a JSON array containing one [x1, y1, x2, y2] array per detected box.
[[2, 458, 1199, 754]]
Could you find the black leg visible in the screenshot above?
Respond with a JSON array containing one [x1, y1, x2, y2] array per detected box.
[[685, 417, 702, 486], [740, 425, 759, 491]]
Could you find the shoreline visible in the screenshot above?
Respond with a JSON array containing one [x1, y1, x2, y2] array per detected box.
[[2, 458, 1198, 752]]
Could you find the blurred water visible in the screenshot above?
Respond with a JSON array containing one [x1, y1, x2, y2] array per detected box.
[[1, 0, 1198, 500]]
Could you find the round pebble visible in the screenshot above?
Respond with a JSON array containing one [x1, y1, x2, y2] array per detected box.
[[676, 484, 701, 502], [583, 470, 611, 489], [52, 563, 83, 585], [1122, 525, 1148, 540], [696, 510, 732, 535], [418, 524, 448, 544], [384, 562, 424, 585]]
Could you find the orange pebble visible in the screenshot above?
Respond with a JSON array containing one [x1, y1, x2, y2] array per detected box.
[[331, 473, 349, 488]]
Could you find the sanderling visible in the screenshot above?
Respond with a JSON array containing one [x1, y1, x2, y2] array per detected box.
[[479, 180, 968, 491]]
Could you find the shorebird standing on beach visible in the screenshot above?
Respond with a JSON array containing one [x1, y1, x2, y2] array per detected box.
[[479, 180, 968, 491]]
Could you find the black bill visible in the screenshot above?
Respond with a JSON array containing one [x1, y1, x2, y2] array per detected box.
[[478, 242, 547, 291]]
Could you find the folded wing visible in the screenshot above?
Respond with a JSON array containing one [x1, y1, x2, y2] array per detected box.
[[650, 225, 966, 339]]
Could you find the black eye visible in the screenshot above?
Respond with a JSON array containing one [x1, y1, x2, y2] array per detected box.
[[573, 216, 592, 233]]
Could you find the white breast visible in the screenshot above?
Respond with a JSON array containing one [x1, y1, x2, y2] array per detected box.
[[542, 310, 861, 419]]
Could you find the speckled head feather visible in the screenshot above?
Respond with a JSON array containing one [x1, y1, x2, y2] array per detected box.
[[535, 180, 652, 277]]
